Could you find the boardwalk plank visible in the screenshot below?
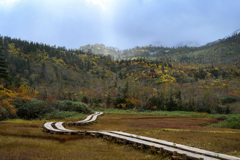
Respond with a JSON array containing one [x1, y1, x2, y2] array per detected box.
[[43, 122, 63, 132], [110, 131, 240, 160], [54, 122, 79, 132], [98, 131, 219, 160]]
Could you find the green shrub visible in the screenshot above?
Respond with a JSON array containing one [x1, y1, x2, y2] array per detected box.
[[17, 98, 53, 119], [220, 97, 237, 104], [211, 117, 240, 129], [0, 107, 9, 120], [52, 100, 93, 114], [44, 111, 85, 120]]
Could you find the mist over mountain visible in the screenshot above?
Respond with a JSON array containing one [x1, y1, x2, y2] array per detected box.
[[74, 29, 240, 64], [204, 29, 240, 47]]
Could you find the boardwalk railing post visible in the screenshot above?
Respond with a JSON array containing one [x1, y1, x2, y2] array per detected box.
[[160, 148, 164, 154], [95, 133, 99, 138], [151, 146, 155, 154], [157, 147, 164, 155], [172, 151, 180, 160], [133, 142, 137, 148], [182, 154, 187, 160], [140, 144, 144, 151], [123, 139, 127, 145]]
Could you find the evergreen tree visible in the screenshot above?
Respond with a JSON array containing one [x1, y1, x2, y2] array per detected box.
[[41, 62, 46, 78], [0, 43, 8, 79], [123, 81, 129, 98], [106, 94, 112, 107]]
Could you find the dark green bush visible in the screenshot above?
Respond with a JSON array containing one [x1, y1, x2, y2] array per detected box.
[[216, 117, 240, 129], [52, 100, 93, 114], [17, 98, 54, 119], [148, 96, 164, 110], [81, 95, 89, 103], [221, 97, 237, 104], [215, 105, 231, 114], [44, 111, 83, 120], [0, 107, 9, 120]]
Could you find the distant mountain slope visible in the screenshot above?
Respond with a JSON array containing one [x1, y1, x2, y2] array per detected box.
[[204, 39, 222, 47], [203, 29, 240, 47], [76, 30, 240, 65], [79, 43, 123, 60], [118, 31, 240, 64]]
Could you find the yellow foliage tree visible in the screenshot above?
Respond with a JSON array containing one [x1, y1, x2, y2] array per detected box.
[[0, 85, 38, 119], [0, 85, 17, 118]]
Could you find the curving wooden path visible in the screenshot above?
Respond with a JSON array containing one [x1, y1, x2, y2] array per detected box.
[[42, 112, 104, 134], [42, 112, 240, 160]]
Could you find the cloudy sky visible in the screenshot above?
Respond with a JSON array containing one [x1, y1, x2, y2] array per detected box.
[[0, 0, 240, 50]]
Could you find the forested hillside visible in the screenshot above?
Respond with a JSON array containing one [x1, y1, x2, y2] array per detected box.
[[0, 33, 240, 120]]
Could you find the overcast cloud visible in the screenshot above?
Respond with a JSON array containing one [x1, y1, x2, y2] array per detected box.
[[0, 0, 240, 50]]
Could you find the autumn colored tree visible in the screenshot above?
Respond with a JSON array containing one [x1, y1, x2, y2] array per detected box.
[[0, 85, 17, 119]]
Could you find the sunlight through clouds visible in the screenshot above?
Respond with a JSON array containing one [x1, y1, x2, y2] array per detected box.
[[0, 0, 240, 49], [87, 0, 112, 10], [0, 0, 20, 9], [0, 0, 20, 5]]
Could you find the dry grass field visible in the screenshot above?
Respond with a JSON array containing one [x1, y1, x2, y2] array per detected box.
[[1, 113, 240, 160]]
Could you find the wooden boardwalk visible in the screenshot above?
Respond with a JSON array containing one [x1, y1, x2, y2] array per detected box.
[[109, 131, 240, 160], [96, 131, 219, 160], [67, 112, 104, 126], [42, 112, 103, 134], [42, 112, 240, 160]]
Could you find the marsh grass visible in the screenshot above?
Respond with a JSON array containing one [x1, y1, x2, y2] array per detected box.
[[1, 113, 240, 159], [0, 122, 85, 142], [70, 113, 240, 157], [1, 117, 169, 159], [100, 108, 240, 119], [44, 111, 85, 120], [0, 135, 165, 160], [101, 109, 240, 129]]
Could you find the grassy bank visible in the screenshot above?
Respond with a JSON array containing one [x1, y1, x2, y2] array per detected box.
[[98, 108, 240, 118], [97, 108, 240, 129]]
